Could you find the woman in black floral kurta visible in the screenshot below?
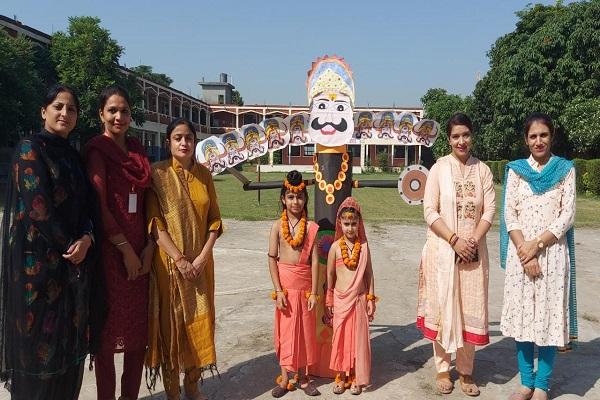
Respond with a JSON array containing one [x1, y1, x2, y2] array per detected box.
[[0, 85, 99, 400]]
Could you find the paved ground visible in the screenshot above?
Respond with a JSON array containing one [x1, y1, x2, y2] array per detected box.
[[2, 220, 599, 399]]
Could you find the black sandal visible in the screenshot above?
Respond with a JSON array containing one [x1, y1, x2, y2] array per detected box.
[[271, 385, 288, 398]]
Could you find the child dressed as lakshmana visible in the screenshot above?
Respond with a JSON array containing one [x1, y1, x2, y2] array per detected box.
[[268, 170, 320, 398], [326, 197, 376, 395]]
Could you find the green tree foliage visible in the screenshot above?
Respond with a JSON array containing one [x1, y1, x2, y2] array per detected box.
[[0, 32, 45, 146], [131, 65, 173, 87], [51, 17, 144, 143], [232, 89, 244, 106], [420, 88, 473, 159], [562, 97, 600, 158], [474, 1, 600, 159]]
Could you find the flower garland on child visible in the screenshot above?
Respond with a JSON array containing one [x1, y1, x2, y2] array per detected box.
[[339, 238, 361, 269], [281, 209, 307, 248]]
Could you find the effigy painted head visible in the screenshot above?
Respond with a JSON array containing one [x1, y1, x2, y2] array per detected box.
[[306, 55, 355, 147]]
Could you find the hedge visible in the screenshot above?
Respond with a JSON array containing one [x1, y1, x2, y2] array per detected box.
[[586, 159, 600, 196], [482, 158, 600, 195], [573, 158, 588, 194]]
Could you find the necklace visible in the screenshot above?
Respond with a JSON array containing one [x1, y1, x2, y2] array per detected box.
[[281, 210, 307, 248], [313, 152, 349, 205], [339, 237, 361, 269]]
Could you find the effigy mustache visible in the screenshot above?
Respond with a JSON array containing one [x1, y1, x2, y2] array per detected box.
[[311, 118, 348, 132]]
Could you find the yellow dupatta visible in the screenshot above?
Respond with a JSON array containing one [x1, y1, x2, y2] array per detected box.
[[145, 158, 222, 386]]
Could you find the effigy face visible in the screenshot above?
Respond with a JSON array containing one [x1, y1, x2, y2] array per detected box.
[[308, 92, 354, 146], [306, 55, 355, 147]]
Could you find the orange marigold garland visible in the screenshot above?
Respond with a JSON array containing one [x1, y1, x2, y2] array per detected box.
[[284, 178, 305, 193], [281, 209, 307, 248], [313, 153, 349, 205], [339, 238, 361, 269]]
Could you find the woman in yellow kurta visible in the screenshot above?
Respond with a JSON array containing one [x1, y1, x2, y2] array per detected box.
[[416, 113, 495, 397], [145, 118, 223, 400]]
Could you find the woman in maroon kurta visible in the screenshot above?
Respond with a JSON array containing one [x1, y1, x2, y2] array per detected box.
[[85, 85, 153, 400]]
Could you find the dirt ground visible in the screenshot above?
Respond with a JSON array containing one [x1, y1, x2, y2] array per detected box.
[[1, 220, 599, 399]]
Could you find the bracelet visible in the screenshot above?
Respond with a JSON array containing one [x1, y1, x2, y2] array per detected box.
[[270, 289, 287, 300], [305, 291, 320, 301], [448, 233, 457, 245], [115, 240, 128, 247], [450, 235, 459, 247], [267, 253, 278, 259], [173, 254, 186, 263], [366, 293, 379, 302]]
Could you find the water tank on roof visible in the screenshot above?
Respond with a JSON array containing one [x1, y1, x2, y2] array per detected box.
[[220, 73, 228, 83]]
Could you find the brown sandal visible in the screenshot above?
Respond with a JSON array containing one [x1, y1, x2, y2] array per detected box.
[[350, 381, 362, 395], [436, 371, 454, 394], [299, 376, 321, 396], [333, 374, 346, 394], [459, 374, 480, 397]]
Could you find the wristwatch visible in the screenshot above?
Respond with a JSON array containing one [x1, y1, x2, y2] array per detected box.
[[536, 236, 544, 250]]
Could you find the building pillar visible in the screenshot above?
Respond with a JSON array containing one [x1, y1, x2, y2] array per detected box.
[[360, 143, 365, 171], [236, 107, 239, 129], [405, 146, 409, 166]]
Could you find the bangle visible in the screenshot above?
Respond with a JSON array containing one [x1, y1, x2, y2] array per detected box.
[[450, 235, 459, 247], [173, 254, 186, 263], [115, 240, 128, 247], [366, 293, 379, 302], [448, 233, 457, 245], [305, 291, 320, 301]]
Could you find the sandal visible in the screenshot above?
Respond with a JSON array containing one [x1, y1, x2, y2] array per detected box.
[[271, 385, 288, 398], [299, 377, 321, 396], [333, 374, 346, 394], [350, 381, 362, 395], [436, 371, 454, 394], [458, 374, 480, 397]]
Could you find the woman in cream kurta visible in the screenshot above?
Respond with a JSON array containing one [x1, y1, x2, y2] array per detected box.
[[145, 118, 222, 400], [501, 157, 575, 346], [417, 113, 495, 396]]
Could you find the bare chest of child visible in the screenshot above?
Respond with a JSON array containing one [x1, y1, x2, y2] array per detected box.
[[277, 233, 304, 265], [334, 249, 357, 292]]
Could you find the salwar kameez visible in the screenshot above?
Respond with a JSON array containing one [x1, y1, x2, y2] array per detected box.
[[417, 155, 495, 368]]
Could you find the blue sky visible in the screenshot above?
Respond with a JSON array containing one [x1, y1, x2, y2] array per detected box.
[[3, 0, 569, 107]]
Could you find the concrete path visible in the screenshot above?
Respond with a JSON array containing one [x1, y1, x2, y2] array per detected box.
[[2, 220, 599, 399]]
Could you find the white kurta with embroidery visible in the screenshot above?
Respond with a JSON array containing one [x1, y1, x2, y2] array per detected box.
[[501, 155, 575, 347]]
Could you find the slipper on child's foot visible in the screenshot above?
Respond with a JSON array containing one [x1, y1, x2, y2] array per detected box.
[[302, 382, 321, 396], [436, 371, 453, 394], [333, 374, 346, 395], [459, 374, 480, 397], [271, 385, 288, 398], [350, 383, 362, 395]]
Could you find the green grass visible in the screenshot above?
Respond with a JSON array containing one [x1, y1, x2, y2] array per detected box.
[[214, 171, 600, 228]]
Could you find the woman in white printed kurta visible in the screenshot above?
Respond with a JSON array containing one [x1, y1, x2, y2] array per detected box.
[[500, 113, 576, 400], [501, 157, 575, 346]]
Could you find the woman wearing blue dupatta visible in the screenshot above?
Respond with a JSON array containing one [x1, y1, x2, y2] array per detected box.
[[500, 113, 576, 400]]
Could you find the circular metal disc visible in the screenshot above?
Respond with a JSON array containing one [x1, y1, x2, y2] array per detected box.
[[397, 165, 429, 205]]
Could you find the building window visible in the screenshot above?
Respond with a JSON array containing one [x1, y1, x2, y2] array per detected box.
[[290, 146, 301, 156], [192, 108, 199, 123], [218, 95, 225, 104], [347, 145, 360, 158], [200, 109, 207, 125], [375, 145, 389, 154], [393, 145, 406, 159], [303, 144, 315, 156]]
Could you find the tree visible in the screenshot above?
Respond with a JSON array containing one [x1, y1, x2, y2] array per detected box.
[[420, 88, 473, 159], [473, 1, 600, 159], [232, 89, 244, 106], [51, 16, 144, 143], [562, 97, 600, 158], [0, 32, 45, 146], [131, 65, 173, 87]]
